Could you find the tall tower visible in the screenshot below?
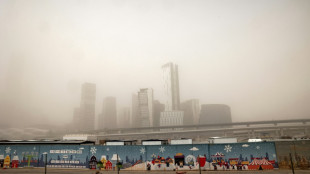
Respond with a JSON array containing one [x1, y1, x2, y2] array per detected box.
[[137, 88, 154, 127], [101, 97, 117, 129], [160, 62, 183, 127], [80, 83, 96, 130], [162, 62, 180, 111]]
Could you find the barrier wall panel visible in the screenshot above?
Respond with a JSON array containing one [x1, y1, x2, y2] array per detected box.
[[0, 142, 283, 171], [275, 141, 310, 169], [0, 145, 40, 167], [39, 145, 90, 168], [209, 142, 277, 170]]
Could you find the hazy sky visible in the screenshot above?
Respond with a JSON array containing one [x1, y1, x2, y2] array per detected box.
[[0, 0, 310, 127]]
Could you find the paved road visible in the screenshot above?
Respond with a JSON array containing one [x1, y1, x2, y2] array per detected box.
[[1, 168, 310, 174]]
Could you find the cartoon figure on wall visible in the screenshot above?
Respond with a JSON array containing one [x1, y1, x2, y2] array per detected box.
[[185, 155, 196, 166], [3, 155, 10, 168], [106, 160, 112, 170], [11, 155, 19, 168], [197, 155, 206, 167], [100, 155, 107, 170], [22, 151, 38, 167], [174, 153, 185, 168], [89, 156, 97, 169]]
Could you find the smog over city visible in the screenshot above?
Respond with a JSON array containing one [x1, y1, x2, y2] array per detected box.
[[0, 0, 310, 140]]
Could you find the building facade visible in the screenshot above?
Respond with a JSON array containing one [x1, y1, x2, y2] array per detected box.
[[153, 100, 165, 127], [199, 104, 232, 125], [160, 111, 184, 126], [180, 99, 200, 125], [100, 97, 117, 129], [137, 88, 153, 127], [79, 83, 96, 130], [160, 62, 183, 127], [162, 62, 180, 111]]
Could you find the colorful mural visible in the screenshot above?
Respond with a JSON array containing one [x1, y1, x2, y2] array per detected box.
[[0, 142, 281, 170]]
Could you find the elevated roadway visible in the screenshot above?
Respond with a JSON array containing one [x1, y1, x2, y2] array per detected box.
[[91, 119, 310, 141]]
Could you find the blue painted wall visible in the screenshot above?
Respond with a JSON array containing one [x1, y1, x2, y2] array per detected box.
[[0, 142, 278, 169]]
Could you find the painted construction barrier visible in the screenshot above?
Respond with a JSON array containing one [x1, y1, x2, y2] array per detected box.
[[275, 140, 310, 169], [0, 142, 279, 171]]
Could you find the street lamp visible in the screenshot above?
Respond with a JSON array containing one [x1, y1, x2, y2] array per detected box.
[[42, 152, 48, 174]]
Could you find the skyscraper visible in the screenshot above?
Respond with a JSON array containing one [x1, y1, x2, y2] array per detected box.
[[137, 88, 153, 127], [180, 99, 200, 125], [160, 62, 183, 127], [79, 83, 96, 130], [153, 100, 165, 127], [100, 97, 117, 129], [162, 62, 180, 111], [199, 104, 232, 125]]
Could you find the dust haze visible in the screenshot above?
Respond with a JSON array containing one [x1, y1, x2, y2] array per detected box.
[[0, 0, 310, 130]]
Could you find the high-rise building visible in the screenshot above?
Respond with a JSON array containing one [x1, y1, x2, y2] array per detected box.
[[137, 88, 153, 127], [160, 111, 184, 126], [131, 93, 139, 128], [79, 83, 96, 130], [100, 97, 117, 129], [118, 107, 130, 128], [180, 99, 200, 125], [162, 62, 180, 111], [160, 62, 183, 127], [199, 104, 232, 125], [153, 100, 165, 127]]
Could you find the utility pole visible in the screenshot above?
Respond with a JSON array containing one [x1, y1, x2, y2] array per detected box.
[[289, 153, 295, 174], [43, 152, 47, 174], [198, 156, 201, 174], [117, 153, 120, 174]]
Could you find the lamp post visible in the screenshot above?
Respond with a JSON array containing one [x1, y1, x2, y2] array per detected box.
[[42, 152, 47, 174], [289, 153, 295, 174], [117, 154, 120, 174], [198, 156, 201, 174]]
